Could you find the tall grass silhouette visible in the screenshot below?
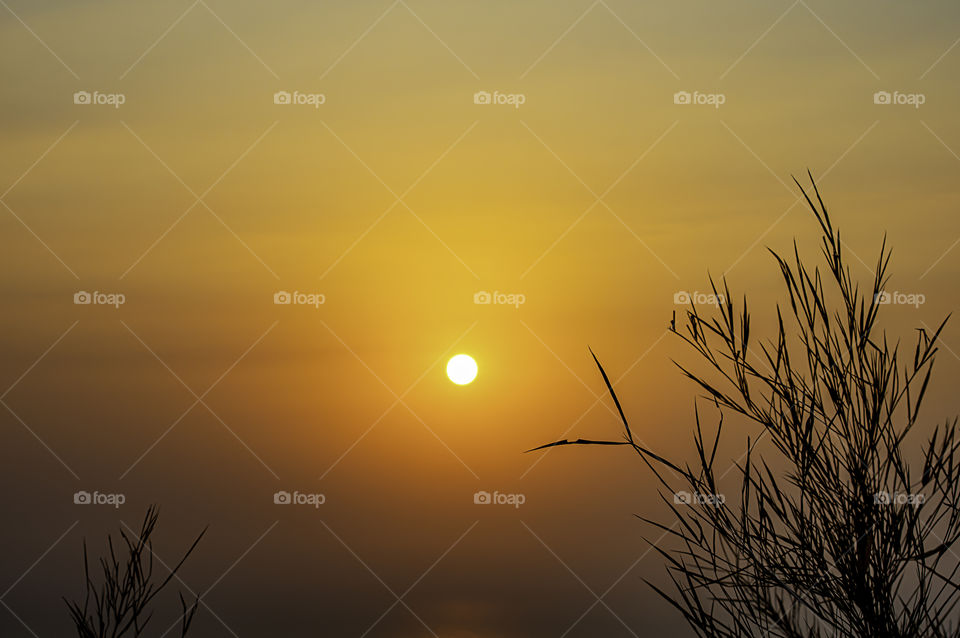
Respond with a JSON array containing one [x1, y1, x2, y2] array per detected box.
[[533, 174, 960, 637], [65, 506, 205, 637]]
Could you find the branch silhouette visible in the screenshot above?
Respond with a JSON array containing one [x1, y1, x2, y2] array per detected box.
[[534, 173, 960, 637]]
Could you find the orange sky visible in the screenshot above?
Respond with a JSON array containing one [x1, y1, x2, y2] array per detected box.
[[2, 1, 960, 636]]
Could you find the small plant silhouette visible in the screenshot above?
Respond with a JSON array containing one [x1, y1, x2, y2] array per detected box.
[[64, 506, 206, 638], [533, 174, 960, 637]]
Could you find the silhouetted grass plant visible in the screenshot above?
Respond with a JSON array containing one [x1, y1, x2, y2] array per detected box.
[[65, 505, 205, 638], [534, 174, 960, 637]]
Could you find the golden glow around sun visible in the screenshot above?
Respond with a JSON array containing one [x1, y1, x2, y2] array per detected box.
[[446, 354, 478, 385]]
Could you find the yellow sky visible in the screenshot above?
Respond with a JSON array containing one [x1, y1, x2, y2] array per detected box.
[[2, 1, 960, 635]]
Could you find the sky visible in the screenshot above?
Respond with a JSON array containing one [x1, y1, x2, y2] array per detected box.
[[2, 0, 960, 636]]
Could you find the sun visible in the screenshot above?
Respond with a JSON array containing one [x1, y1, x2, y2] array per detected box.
[[446, 354, 478, 385]]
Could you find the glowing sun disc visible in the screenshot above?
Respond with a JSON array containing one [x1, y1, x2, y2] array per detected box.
[[446, 354, 478, 385]]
